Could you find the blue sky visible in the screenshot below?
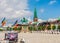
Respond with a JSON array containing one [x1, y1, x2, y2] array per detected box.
[[28, 0, 60, 20], [0, 0, 60, 26]]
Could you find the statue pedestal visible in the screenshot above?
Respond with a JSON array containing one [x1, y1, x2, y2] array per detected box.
[[15, 24, 30, 33], [21, 25, 29, 33]]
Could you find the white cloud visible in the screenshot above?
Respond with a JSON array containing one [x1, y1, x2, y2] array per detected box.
[[4, 24, 12, 27], [49, 0, 57, 5], [38, 19, 46, 23], [40, 9, 44, 13], [27, 17, 32, 22], [0, 0, 32, 19], [12, 10, 32, 18], [48, 18, 57, 22]]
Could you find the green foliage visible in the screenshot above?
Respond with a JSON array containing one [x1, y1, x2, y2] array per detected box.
[[58, 25, 60, 29], [29, 26, 37, 31], [29, 27, 33, 31], [38, 26, 42, 30], [33, 27, 37, 31], [12, 27, 21, 31], [52, 26, 56, 30], [16, 27, 21, 30], [47, 25, 56, 30], [0, 29, 3, 31], [38, 26, 45, 31], [7, 27, 13, 31], [29, 25, 58, 31], [47, 26, 51, 30]]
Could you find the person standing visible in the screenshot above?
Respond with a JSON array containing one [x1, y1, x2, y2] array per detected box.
[[20, 38, 25, 43]]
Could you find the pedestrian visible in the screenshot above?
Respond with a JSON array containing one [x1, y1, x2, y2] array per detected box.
[[20, 38, 25, 43]]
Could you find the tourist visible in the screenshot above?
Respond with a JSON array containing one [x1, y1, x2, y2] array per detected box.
[[20, 38, 25, 43]]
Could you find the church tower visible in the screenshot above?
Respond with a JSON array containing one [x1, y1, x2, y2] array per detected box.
[[33, 8, 38, 22]]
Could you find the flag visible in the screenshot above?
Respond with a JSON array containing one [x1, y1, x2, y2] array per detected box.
[[12, 20, 18, 26], [1, 18, 6, 26], [12, 20, 18, 29]]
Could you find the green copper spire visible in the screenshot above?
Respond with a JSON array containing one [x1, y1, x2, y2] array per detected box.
[[34, 8, 37, 19], [33, 8, 38, 22]]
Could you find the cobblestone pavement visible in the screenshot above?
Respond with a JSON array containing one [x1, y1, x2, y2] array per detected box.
[[0, 31, 60, 43]]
